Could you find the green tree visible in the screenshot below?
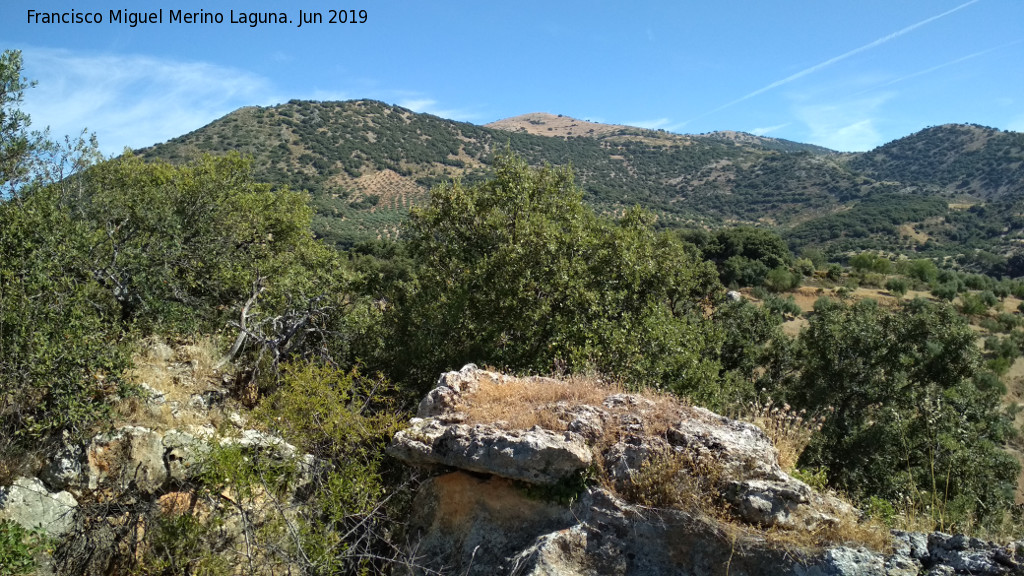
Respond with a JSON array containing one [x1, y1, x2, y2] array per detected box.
[[885, 277, 909, 297], [386, 152, 723, 397], [1, 50, 39, 191], [789, 298, 1017, 526]]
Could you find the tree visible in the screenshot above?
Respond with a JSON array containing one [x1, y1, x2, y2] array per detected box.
[[789, 298, 1017, 526], [885, 277, 909, 297], [386, 152, 724, 397], [1, 49, 37, 190]]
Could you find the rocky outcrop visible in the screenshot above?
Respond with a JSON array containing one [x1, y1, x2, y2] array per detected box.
[[389, 419, 591, 485], [390, 365, 1024, 576], [0, 477, 78, 536]]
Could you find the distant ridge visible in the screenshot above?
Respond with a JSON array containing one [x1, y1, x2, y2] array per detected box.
[[138, 99, 1024, 260]]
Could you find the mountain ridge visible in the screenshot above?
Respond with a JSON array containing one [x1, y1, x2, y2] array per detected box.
[[138, 99, 1024, 264]]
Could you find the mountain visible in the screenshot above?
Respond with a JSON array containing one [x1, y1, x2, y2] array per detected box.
[[138, 100, 1024, 263], [847, 124, 1024, 199]]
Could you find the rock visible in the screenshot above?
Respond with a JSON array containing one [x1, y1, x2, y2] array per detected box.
[[795, 546, 887, 575], [554, 403, 608, 442], [0, 477, 78, 536], [392, 368, 1024, 575], [40, 443, 85, 492], [163, 430, 211, 482], [416, 364, 483, 419], [727, 290, 744, 302], [224, 428, 298, 460], [388, 419, 592, 485], [138, 382, 167, 405], [85, 426, 167, 493], [894, 530, 930, 559], [667, 405, 784, 480], [404, 472, 841, 576]]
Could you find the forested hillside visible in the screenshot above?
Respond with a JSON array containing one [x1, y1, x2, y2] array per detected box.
[[139, 100, 1024, 271]]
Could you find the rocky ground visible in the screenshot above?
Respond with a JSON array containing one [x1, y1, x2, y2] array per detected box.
[[388, 365, 1024, 576], [3, 357, 1023, 575]]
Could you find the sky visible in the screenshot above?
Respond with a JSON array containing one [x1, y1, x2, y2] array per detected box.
[[2, 1, 1022, 155]]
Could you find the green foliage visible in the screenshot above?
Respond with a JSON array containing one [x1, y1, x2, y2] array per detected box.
[[256, 363, 408, 574], [788, 298, 1018, 527], [903, 259, 939, 284], [931, 282, 958, 302], [135, 514, 232, 576], [80, 152, 323, 333], [0, 520, 50, 576], [959, 292, 991, 316], [885, 277, 909, 296], [715, 300, 789, 403], [0, 128, 129, 446], [764, 266, 800, 292], [849, 253, 892, 274], [703, 226, 794, 288], [861, 496, 899, 528], [0, 50, 41, 192], [387, 152, 724, 398], [792, 466, 829, 492], [764, 294, 802, 319]]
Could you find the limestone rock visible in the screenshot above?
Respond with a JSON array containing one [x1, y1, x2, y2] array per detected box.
[[84, 426, 168, 493], [0, 477, 78, 536], [388, 419, 592, 485], [40, 443, 85, 492]]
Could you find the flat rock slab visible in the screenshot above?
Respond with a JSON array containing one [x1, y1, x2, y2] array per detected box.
[[388, 419, 592, 485]]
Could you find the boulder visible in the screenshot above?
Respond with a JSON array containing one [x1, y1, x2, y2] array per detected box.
[[0, 477, 78, 536]]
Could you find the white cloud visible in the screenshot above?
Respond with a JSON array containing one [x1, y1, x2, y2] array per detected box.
[[751, 123, 790, 136], [14, 48, 485, 154], [395, 97, 483, 122], [19, 48, 279, 155], [794, 95, 891, 151], [627, 117, 671, 129]]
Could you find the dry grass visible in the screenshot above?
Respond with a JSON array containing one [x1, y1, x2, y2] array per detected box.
[[733, 398, 828, 472], [456, 372, 689, 442], [114, 336, 230, 431], [617, 447, 724, 517]]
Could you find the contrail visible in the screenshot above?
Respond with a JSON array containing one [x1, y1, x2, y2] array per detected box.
[[688, 0, 982, 122], [850, 39, 1023, 97]]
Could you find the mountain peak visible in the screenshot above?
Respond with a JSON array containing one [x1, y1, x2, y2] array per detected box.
[[486, 113, 643, 138]]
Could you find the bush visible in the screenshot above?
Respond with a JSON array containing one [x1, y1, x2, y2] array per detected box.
[[960, 293, 991, 316], [931, 282, 958, 302], [765, 266, 800, 292], [386, 152, 724, 398], [790, 298, 1018, 528], [764, 294, 802, 319], [885, 277, 909, 297], [0, 520, 50, 576]]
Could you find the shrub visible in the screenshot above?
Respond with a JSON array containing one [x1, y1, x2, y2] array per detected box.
[[387, 152, 724, 397], [764, 294, 802, 320], [0, 520, 50, 576], [790, 298, 1018, 529], [885, 277, 909, 297], [765, 266, 800, 292], [931, 282, 958, 302]]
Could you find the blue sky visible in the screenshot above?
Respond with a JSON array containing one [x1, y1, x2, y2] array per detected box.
[[2, 0, 1022, 155]]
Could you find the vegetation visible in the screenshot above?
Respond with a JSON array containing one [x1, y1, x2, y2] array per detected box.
[[782, 298, 1018, 528], [380, 153, 724, 399], [3, 48, 1024, 573], [136, 99, 1024, 272]]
